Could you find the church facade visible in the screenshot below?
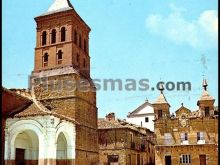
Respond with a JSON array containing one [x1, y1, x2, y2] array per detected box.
[[4, 0, 99, 164], [153, 81, 218, 165]]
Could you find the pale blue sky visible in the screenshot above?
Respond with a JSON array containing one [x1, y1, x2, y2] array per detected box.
[[3, 0, 218, 119]]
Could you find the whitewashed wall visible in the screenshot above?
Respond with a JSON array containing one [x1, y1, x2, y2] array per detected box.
[[4, 115, 76, 163], [126, 104, 155, 132]]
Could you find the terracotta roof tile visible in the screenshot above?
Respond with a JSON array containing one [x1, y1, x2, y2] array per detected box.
[[12, 102, 78, 124], [98, 118, 152, 134]]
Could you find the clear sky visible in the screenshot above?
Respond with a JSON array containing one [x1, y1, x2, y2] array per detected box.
[[3, 0, 218, 119]]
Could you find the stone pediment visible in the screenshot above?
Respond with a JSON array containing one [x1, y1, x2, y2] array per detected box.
[[175, 106, 191, 118]]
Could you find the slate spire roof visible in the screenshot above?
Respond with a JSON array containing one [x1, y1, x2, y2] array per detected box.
[[41, 0, 74, 16]]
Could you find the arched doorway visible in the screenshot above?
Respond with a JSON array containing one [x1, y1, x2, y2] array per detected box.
[[56, 132, 67, 165], [14, 130, 39, 165]]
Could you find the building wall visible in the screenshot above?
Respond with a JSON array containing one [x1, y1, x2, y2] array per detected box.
[[126, 115, 154, 132], [31, 71, 99, 165], [2, 88, 32, 165], [98, 128, 154, 165], [34, 11, 90, 77], [155, 145, 218, 165], [126, 103, 155, 132], [154, 117, 218, 146], [154, 114, 218, 165]]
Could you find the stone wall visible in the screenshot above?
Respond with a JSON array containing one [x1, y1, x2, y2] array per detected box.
[[30, 71, 99, 164], [155, 144, 218, 165], [154, 113, 218, 165], [98, 128, 155, 165], [155, 117, 218, 145]]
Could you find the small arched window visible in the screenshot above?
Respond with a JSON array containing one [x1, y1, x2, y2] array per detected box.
[[79, 35, 82, 48], [57, 50, 63, 64], [42, 31, 47, 46], [43, 53, 49, 67], [83, 59, 86, 68], [84, 39, 87, 53], [61, 27, 66, 42], [51, 29, 56, 44], [74, 30, 77, 44], [76, 54, 80, 67]]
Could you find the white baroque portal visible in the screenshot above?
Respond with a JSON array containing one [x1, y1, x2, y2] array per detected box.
[[4, 116, 76, 165]]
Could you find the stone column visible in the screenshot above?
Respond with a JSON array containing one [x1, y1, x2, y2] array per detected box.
[[43, 117, 57, 165]]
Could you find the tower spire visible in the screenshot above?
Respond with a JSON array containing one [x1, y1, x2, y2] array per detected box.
[[203, 79, 208, 91], [48, 0, 73, 11], [40, 0, 74, 16]]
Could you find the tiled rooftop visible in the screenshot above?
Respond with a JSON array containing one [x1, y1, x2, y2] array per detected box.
[[98, 118, 152, 135]]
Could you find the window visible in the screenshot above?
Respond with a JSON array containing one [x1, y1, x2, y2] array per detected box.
[[145, 117, 149, 122], [197, 132, 204, 141], [57, 50, 63, 64], [76, 54, 80, 66], [79, 35, 82, 48], [74, 30, 77, 44], [164, 133, 172, 145], [214, 111, 218, 115], [107, 155, 119, 163], [83, 59, 86, 68], [140, 139, 145, 151], [43, 53, 49, 67], [128, 154, 131, 165], [130, 133, 135, 148], [158, 110, 163, 118], [51, 29, 56, 44], [137, 154, 140, 165], [42, 31, 47, 46], [131, 133, 134, 143], [205, 107, 209, 117], [84, 39, 87, 53], [180, 154, 191, 164], [165, 155, 171, 165], [181, 133, 188, 141], [61, 27, 66, 42]]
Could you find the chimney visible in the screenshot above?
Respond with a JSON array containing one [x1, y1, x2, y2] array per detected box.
[[105, 112, 115, 121]]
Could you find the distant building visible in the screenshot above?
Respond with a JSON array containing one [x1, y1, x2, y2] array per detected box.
[[98, 113, 155, 165], [126, 100, 155, 132], [153, 80, 218, 165]]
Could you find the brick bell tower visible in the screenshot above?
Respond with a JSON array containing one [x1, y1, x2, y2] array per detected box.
[[31, 0, 99, 164]]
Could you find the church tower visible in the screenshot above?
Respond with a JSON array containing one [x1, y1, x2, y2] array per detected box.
[[31, 0, 99, 164], [152, 84, 170, 119], [34, 0, 90, 77], [197, 79, 215, 117]]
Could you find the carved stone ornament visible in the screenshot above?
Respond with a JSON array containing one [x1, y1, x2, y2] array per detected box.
[[180, 119, 187, 127], [180, 113, 188, 127]]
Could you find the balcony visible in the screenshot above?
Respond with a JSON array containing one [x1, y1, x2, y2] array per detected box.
[[197, 140, 205, 144], [181, 140, 189, 145]]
